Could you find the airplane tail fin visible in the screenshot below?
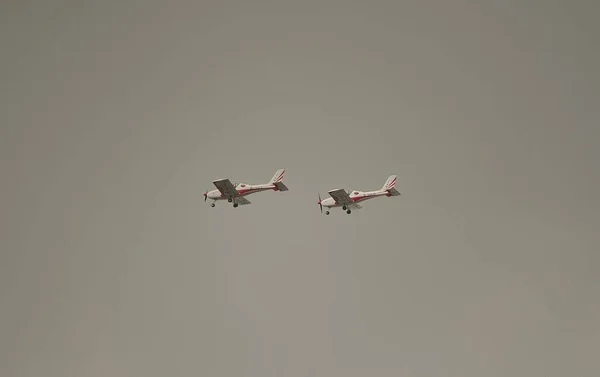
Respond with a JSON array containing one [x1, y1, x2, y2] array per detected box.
[[382, 175, 397, 190], [269, 169, 285, 183], [382, 175, 401, 196], [269, 169, 289, 191]]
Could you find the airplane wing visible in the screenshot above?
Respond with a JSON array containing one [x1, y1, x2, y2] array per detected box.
[[235, 197, 252, 205], [328, 188, 354, 205], [212, 178, 239, 197]]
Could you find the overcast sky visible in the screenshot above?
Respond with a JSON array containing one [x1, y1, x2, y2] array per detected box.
[[1, 1, 599, 376]]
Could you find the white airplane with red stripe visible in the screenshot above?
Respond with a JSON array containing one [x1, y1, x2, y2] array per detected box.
[[317, 175, 400, 215], [203, 169, 288, 208]]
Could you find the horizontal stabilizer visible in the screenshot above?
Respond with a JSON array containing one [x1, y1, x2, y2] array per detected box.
[[274, 181, 289, 191]]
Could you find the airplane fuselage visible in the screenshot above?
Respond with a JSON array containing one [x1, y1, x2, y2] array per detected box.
[[206, 183, 279, 201], [320, 189, 390, 208]]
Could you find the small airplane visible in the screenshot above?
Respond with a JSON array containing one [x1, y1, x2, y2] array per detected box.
[[317, 175, 400, 215], [203, 169, 288, 208]]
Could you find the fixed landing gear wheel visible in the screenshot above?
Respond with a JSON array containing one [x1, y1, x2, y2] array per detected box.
[[233, 203, 238, 208], [325, 211, 330, 215], [346, 209, 351, 214], [228, 198, 233, 203], [342, 205, 347, 210], [211, 203, 215, 207]]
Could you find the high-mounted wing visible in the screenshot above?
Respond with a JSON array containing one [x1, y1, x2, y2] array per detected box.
[[235, 197, 252, 205], [212, 179, 239, 197], [328, 188, 354, 205]]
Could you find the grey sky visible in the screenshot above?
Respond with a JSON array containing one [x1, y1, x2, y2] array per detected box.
[[1, 1, 599, 376]]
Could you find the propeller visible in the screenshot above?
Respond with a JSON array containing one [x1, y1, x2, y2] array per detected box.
[[203, 189, 208, 202], [317, 193, 323, 213]]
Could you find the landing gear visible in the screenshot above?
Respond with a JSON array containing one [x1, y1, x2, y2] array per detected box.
[[325, 211, 330, 215], [211, 203, 215, 207], [233, 202, 238, 208], [228, 198, 233, 203], [346, 209, 352, 214], [342, 205, 347, 210]]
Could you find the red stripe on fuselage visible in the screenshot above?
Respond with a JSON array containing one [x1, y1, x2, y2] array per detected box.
[[234, 187, 274, 195], [350, 193, 386, 203]]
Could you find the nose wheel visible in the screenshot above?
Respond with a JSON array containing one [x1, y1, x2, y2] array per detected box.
[[325, 211, 330, 215], [342, 205, 347, 210], [233, 202, 238, 208], [211, 203, 215, 207], [228, 198, 233, 203], [346, 209, 351, 214]]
